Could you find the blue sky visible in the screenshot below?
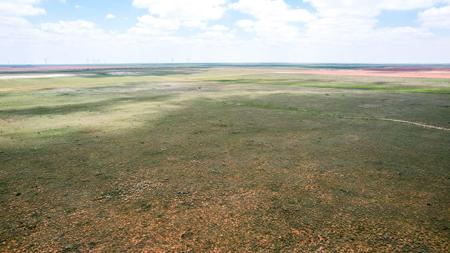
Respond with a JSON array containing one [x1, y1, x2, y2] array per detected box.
[[29, 0, 145, 32], [1, 0, 450, 64]]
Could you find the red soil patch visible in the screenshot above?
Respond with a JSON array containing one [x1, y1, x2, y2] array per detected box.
[[279, 68, 450, 79]]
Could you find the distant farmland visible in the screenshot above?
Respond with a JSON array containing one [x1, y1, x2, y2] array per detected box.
[[1, 65, 449, 252]]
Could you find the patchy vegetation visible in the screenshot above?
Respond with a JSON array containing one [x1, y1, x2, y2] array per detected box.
[[1, 67, 449, 252]]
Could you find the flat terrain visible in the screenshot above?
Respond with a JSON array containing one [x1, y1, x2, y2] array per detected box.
[[0, 66, 449, 252], [278, 68, 450, 79]]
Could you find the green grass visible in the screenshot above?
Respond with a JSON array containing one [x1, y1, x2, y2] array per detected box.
[[212, 78, 450, 93], [0, 67, 449, 252]]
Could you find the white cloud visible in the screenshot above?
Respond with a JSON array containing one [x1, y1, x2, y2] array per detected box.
[[106, 13, 116, 20], [232, 0, 314, 42], [197, 25, 233, 40], [419, 5, 450, 29], [235, 19, 254, 32], [229, 0, 450, 61], [2, 0, 450, 64], [0, 0, 45, 17], [304, 0, 442, 17], [133, 0, 226, 27], [40, 20, 99, 34], [129, 0, 228, 38], [0, 0, 45, 48], [129, 15, 180, 35], [300, 0, 445, 44], [231, 0, 314, 23]]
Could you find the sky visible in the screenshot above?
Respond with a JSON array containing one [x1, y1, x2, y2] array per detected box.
[[1, 0, 450, 64]]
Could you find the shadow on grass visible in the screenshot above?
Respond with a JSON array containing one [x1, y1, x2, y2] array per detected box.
[[0, 94, 174, 116], [80, 68, 202, 78], [1, 92, 449, 252]]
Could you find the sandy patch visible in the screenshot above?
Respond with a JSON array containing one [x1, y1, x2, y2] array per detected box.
[[108, 71, 140, 76], [0, 74, 75, 79]]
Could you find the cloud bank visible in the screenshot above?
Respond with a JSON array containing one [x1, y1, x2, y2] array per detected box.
[[1, 0, 450, 64]]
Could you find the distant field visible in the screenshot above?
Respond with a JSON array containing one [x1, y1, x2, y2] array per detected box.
[[0, 67, 449, 252]]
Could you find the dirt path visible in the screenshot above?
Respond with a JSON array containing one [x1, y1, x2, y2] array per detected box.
[[345, 117, 450, 131]]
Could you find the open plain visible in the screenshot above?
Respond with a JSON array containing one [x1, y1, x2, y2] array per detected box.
[[0, 65, 449, 252]]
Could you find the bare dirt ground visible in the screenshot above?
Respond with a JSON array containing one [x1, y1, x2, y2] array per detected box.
[[276, 68, 450, 79]]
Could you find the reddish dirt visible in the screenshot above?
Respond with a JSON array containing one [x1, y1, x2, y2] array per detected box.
[[2, 65, 450, 79], [279, 68, 450, 79]]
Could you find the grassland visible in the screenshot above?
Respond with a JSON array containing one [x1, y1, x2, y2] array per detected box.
[[0, 67, 449, 252]]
